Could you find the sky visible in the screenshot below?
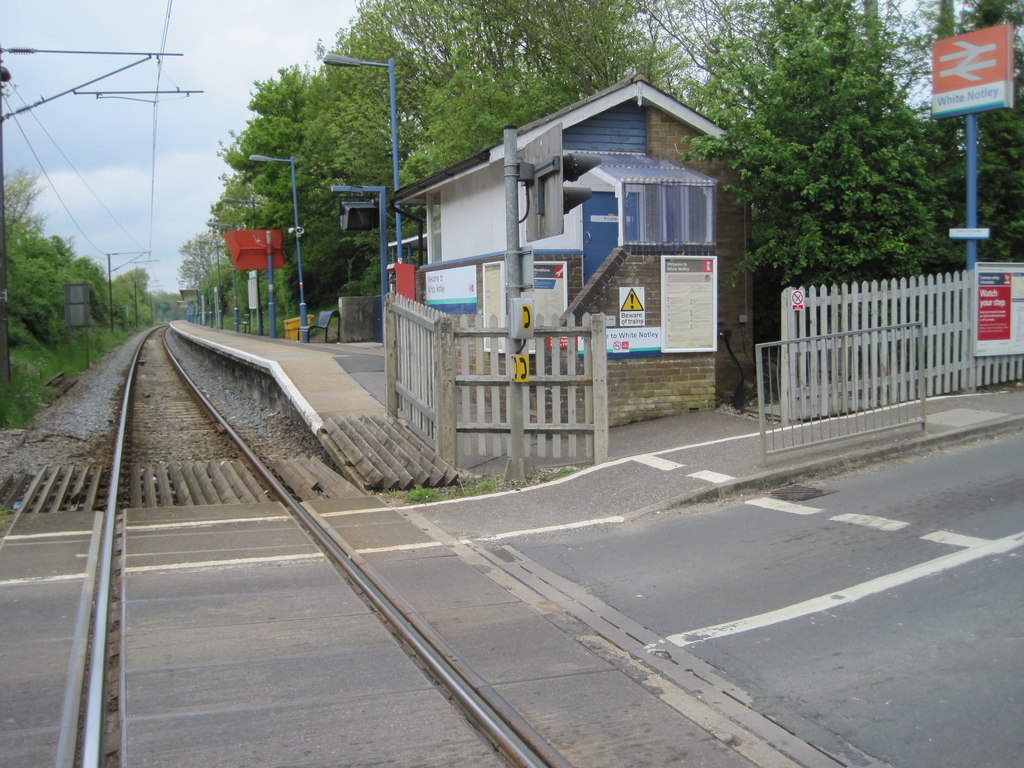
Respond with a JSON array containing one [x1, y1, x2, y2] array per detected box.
[[3, 0, 359, 296]]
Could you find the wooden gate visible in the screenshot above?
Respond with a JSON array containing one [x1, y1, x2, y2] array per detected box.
[[385, 295, 608, 469]]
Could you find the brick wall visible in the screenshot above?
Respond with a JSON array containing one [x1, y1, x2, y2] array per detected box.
[[564, 107, 754, 425]]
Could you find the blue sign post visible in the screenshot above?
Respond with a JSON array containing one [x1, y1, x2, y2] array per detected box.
[[931, 24, 1016, 270]]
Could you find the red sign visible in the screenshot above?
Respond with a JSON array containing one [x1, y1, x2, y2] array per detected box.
[[223, 230, 285, 270], [977, 274, 1012, 341], [545, 335, 572, 350], [791, 289, 805, 311], [932, 24, 1015, 118]]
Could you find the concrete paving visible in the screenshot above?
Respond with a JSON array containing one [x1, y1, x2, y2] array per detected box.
[[163, 320, 1024, 767], [0, 510, 97, 768], [120, 500, 507, 768]]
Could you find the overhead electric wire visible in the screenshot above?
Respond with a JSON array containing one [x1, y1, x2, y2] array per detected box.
[[146, 0, 176, 261], [3, 101, 105, 254], [6, 89, 147, 253]]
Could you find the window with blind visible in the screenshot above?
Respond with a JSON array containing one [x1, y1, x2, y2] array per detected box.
[[622, 182, 716, 247]]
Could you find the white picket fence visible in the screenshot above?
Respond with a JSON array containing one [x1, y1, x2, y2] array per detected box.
[[385, 294, 609, 470], [754, 271, 1024, 459], [783, 271, 1024, 395]]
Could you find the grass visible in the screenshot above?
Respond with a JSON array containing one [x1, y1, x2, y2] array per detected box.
[[399, 465, 578, 504], [0, 328, 133, 428]]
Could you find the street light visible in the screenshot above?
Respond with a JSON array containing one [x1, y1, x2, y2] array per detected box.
[[248, 155, 308, 341], [322, 53, 403, 267]]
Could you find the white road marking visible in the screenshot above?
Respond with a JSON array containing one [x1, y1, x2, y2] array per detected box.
[[688, 470, 734, 484], [662, 529, 1024, 647], [922, 530, 992, 549], [747, 497, 823, 515], [634, 455, 685, 470], [126, 516, 291, 531], [0, 573, 87, 587], [356, 541, 445, 554], [465, 515, 626, 543], [3, 530, 95, 540], [830, 513, 909, 532], [125, 553, 323, 574]]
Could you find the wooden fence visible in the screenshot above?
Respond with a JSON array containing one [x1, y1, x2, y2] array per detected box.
[[385, 294, 608, 470], [783, 271, 1024, 396]]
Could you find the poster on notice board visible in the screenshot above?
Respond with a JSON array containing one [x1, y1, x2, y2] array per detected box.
[[975, 262, 1024, 356]]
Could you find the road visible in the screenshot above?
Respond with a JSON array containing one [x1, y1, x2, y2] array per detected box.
[[515, 433, 1024, 768]]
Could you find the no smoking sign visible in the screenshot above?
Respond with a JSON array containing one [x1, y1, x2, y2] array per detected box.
[[791, 289, 805, 311]]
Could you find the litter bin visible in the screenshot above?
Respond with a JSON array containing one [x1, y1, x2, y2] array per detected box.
[[283, 315, 314, 341]]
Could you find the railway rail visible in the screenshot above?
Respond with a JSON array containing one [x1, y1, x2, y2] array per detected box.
[[74, 327, 573, 768]]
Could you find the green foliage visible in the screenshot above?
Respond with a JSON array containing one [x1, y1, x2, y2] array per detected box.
[[7, 225, 111, 346], [399, 468, 576, 504], [692, 0, 946, 287], [207, 0, 1023, 301], [0, 326, 132, 428], [405, 485, 441, 503], [400, 475, 502, 503]]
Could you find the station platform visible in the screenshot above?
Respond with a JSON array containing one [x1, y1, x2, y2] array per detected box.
[[170, 320, 386, 434]]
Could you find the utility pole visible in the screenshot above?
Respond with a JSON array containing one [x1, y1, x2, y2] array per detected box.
[[503, 125, 531, 482]]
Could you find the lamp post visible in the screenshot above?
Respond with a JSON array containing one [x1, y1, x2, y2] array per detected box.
[[206, 221, 233, 330], [322, 54, 403, 267], [248, 155, 308, 342], [0, 59, 10, 382]]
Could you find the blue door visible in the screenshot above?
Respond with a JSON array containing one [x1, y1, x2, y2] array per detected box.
[[582, 192, 619, 283]]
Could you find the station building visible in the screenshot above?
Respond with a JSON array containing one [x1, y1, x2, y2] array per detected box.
[[396, 74, 753, 426]]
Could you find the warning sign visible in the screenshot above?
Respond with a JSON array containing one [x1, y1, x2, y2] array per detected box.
[[619, 287, 646, 327]]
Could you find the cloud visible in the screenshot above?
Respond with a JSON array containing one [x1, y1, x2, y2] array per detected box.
[[5, 0, 358, 294]]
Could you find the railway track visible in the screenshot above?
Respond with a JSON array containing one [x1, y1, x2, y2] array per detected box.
[[72, 328, 573, 768]]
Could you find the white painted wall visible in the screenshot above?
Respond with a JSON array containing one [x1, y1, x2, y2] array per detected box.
[[428, 165, 607, 263]]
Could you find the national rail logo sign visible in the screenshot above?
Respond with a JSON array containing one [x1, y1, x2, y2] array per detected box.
[[932, 24, 1016, 119]]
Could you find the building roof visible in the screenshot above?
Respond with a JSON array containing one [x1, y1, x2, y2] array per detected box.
[[397, 75, 721, 205], [592, 153, 716, 187]]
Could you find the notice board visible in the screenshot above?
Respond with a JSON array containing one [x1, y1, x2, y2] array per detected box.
[[661, 255, 717, 352], [975, 262, 1024, 356]]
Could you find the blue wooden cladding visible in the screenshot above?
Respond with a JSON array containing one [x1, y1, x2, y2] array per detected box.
[[565, 102, 646, 153]]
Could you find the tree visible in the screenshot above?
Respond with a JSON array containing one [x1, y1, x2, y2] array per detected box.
[[178, 232, 231, 322], [690, 0, 944, 287], [4, 168, 107, 346], [220, 0, 673, 306]]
